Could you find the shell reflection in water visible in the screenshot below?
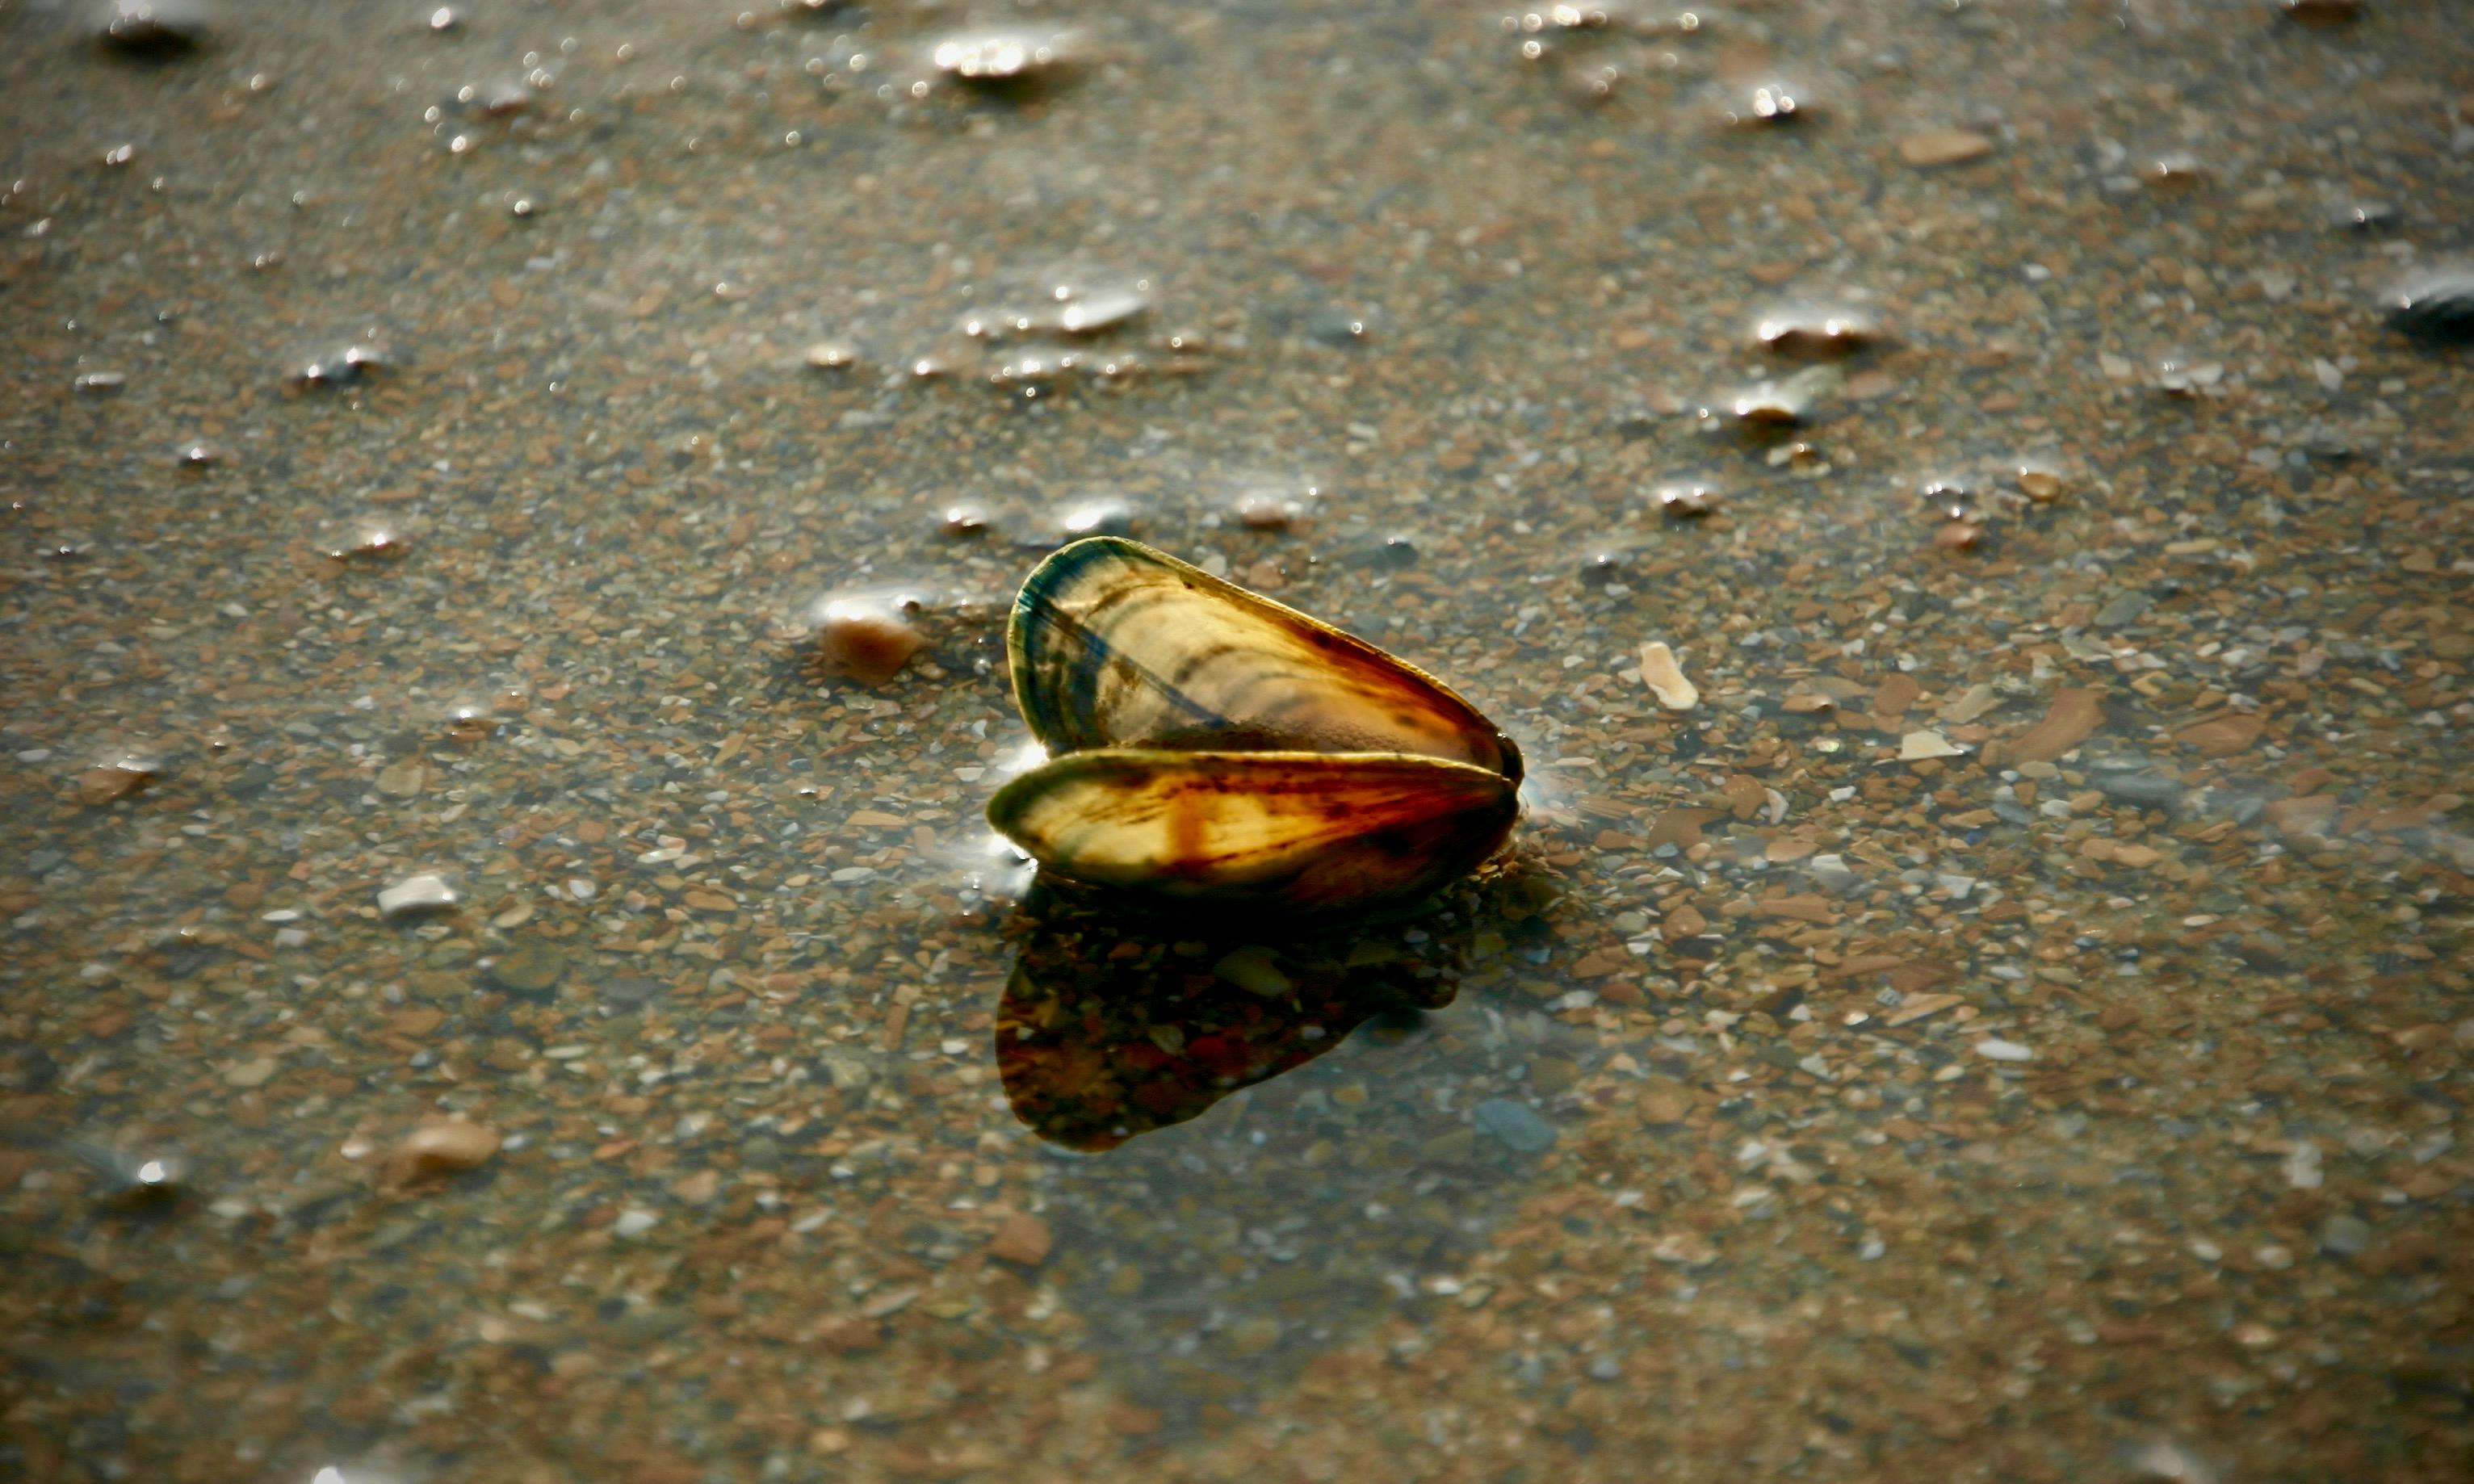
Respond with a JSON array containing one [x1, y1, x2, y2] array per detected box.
[[985, 537, 1523, 912], [996, 893, 1486, 1150]]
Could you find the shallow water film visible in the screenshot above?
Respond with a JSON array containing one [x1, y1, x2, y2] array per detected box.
[[4, 2, 2472, 1481]]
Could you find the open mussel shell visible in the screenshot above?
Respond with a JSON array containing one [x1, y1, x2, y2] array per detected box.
[[988, 538, 1524, 911], [987, 748, 1520, 912], [1006, 536, 1520, 781]]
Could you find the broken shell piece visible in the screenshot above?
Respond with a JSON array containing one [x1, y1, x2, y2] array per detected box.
[[1939, 682, 1999, 724], [1899, 730, 1967, 761], [377, 872, 461, 920], [1638, 641, 1699, 711], [1056, 284, 1151, 335]]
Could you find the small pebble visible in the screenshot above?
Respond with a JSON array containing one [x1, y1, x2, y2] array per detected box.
[[2014, 459, 2065, 502], [1473, 1099, 1557, 1155], [1754, 304, 1877, 358], [803, 340, 859, 371], [223, 1056, 278, 1088], [324, 524, 405, 563], [2317, 1213, 2372, 1257], [1306, 308, 1370, 346], [1234, 491, 1302, 530], [1651, 480, 1721, 518], [1213, 945, 1291, 997], [807, 593, 925, 684], [1974, 1038, 2034, 1062], [490, 941, 566, 995], [390, 1120, 500, 1182], [1898, 128, 1995, 167], [988, 1212, 1054, 1266], [77, 761, 154, 806]]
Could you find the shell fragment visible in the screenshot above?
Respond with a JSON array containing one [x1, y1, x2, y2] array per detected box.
[[1638, 642, 1699, 711]]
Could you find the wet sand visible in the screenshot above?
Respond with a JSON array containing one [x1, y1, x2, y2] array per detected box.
[[2, 2, 2471, 1481]]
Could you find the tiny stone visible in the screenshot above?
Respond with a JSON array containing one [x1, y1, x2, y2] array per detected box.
[[2095, 592, 2151, 627], [490, 941, 566, 996], [600, 976, 664, 1007], [1652, 479, 1721, 518], [390, 1120, 500, 1182], [1974, 1038, 2033, 1063], [1213, 945, 1291, 997], [613, 1208, 659, 1239], [807, 593, 925, 685], [1898, 128, 1995, 168], [803, 340, 859, 371], [2317, 1214, 2372, 1256], [223, 1056, 278, 1088], [77, 765, 151, 806], [988, 1212, 1054, 1266], [1473, 1099, 1557, 1155], [1306, 308, 1370, 346], [2095, 772, 2185, 808]]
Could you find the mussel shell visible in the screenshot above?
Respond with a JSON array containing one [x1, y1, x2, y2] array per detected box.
[[986, 748, 1520, 912], [1007, 537, 1521, 782]]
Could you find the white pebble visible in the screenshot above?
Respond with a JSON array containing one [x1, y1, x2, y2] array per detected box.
[[1974, 1038, 2034, 1062], [613, 1209, 660, 1238], [376, 873, 460, 919]]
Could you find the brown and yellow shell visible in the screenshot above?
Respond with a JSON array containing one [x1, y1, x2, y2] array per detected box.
[[985, 537, 1522, 912]]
